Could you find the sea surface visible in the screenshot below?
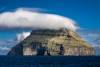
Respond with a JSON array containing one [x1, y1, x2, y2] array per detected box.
[[0, 56, 100, 67]]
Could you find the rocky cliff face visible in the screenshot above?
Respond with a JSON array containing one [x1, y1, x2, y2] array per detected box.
[[8, 28, 95, 56]]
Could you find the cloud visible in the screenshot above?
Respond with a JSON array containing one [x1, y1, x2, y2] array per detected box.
[[0, 8, 78, 31], [78, 30, 100, 46], [0, 40, 18, 55], [16, 32, 31, 42], [0, 32, 30, 55]]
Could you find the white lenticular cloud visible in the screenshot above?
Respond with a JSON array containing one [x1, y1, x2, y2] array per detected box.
[[0, 8, 79, 31]]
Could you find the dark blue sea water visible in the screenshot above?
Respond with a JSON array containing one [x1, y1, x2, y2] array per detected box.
[[0, 56, 100, 67]]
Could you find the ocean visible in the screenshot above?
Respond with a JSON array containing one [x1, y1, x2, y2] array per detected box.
[[0, 56, 100, 67]]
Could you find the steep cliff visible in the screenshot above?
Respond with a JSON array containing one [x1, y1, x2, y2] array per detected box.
[[8, 28, 95, 56]]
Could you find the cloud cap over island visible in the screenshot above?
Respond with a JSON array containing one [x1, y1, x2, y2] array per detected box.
[[0, 8, 79, 31]]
